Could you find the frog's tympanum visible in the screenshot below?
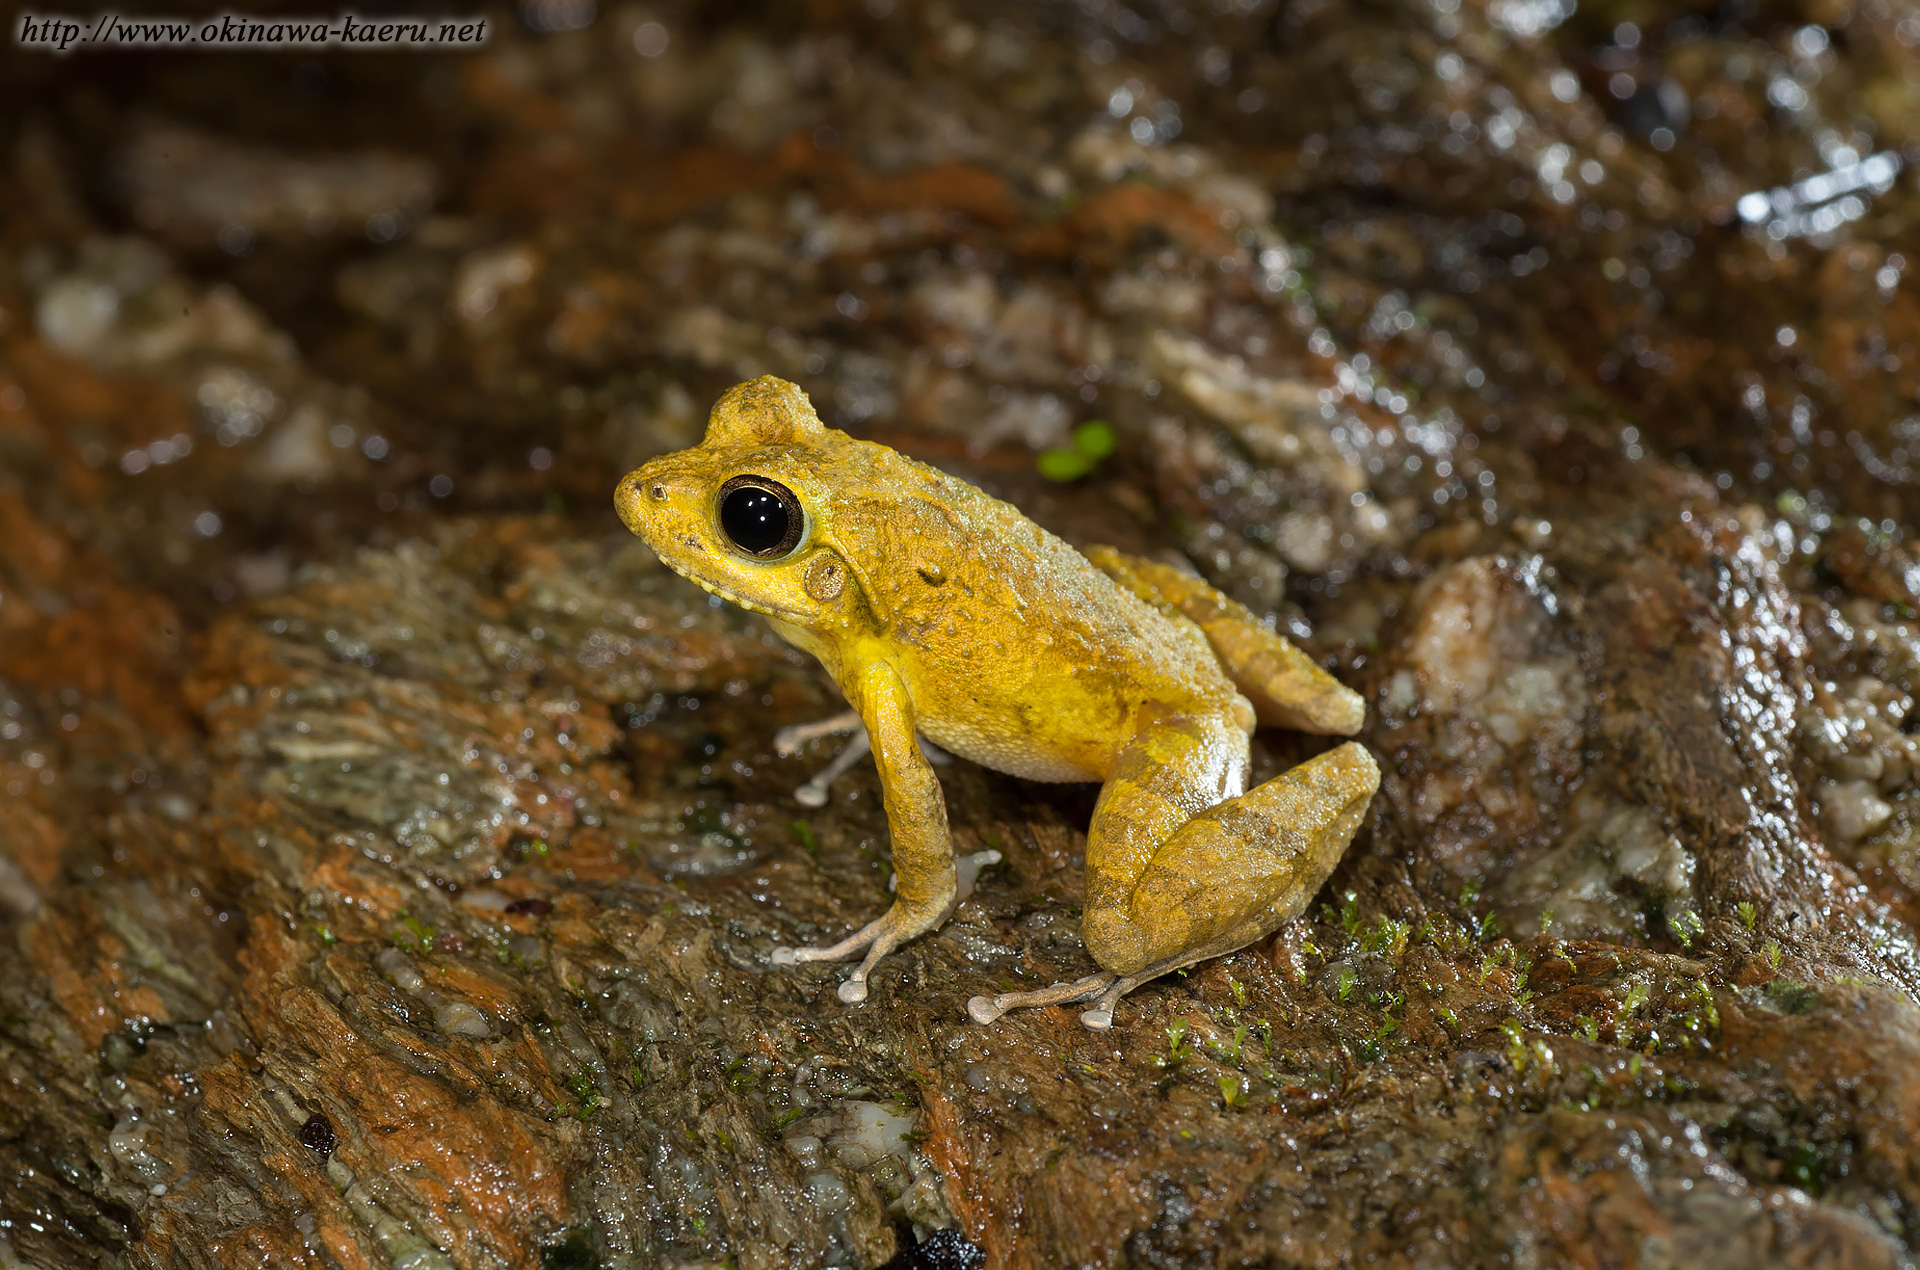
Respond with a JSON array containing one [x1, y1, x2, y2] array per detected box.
[[616, 377, 1380, 1029]]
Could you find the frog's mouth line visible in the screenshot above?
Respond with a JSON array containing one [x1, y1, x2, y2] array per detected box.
[[653, 551, 810, 623]]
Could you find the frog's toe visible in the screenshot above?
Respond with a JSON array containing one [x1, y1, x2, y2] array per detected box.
[[769, 921, 879, 967], [788, 727, 871, 807], [774, 709, 862, 757], [965, 972, 1113, 1025], [1077, 974, 1142, 1030], [952, 848, 1001, 907], [773, 899, 951, 1006]]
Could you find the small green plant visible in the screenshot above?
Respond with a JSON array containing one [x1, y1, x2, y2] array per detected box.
[[563, 1072, 604, 1119], [1362, 915, 1410, 957], [1331, 964, 1357, 1002], [1499, 1019, 1528, 1068], [1764, 939, 1782, 970], [1736, 901, 1757, 931], [789, 820, 820, 855], [1616, 981, 1651, 1045], [1666, 908, 1705, 948], [1538, 909, 1555, 936], [1687, 979, 1720, 1032], [1036, 420, 1118, 481], [1576, 1015, 1599, 1042], [1218, 1073, 1245, 1108], [1166, 1017, 1192, 1063], [392, 914, 436, 953]]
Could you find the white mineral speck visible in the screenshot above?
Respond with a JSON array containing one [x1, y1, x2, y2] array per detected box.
[[1819, 779, 1894, 844], [434, 1001, 492, 1038]]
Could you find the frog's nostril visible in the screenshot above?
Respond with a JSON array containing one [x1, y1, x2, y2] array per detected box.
[[651, 483, 667, 500]]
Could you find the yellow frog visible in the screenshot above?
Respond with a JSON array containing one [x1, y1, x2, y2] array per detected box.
[[615, 377, 1379, 1029]]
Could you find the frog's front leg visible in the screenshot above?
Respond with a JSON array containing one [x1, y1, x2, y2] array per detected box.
[[969, 708, 1378, 1029], [771, 662, 980, 1004]]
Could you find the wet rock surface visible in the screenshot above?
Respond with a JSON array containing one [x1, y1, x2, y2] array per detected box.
[[5, 1, 1920, 1266]]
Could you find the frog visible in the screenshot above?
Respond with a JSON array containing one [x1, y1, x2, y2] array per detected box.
[[614, 376, 1380, 1030]]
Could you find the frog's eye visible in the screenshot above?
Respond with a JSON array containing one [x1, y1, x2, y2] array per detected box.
[[716, 475, 804, 559]]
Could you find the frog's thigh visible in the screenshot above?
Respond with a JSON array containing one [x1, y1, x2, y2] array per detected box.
[[1088, 547, 1364, 737], [1082, 724, 1380, 976]]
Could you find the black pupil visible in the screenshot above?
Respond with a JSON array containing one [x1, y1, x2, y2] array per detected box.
[[720, 485, 792, 555]]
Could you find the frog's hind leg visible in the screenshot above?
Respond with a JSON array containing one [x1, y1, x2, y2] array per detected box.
[[1073, 929, 1258, 1030], [973, 708, 1376, 1030], [1086, 546, 1365, 736], [964, 933, 1268, 1029], [967, 972, 1114, 1024], [1084, 724, 1377, 1027]]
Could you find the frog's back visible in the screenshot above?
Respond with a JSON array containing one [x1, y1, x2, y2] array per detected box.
[[823, 442, 1242, 782]]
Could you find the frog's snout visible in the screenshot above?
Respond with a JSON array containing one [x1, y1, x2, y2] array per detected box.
[[613, 471, 645, 534], [614, 462, 677, 538]]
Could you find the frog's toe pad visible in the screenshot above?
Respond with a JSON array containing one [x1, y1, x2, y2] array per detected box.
[[1079, 1008, 1114, 1031], [837, 978, 869, 1004], [952, 849, 1003, 906], [967, 995, 1006, 1025]]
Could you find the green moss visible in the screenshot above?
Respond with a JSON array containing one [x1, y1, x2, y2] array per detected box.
[[1763, 979, 1821, 1015], [1782, 1141, 1827, 1193]]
